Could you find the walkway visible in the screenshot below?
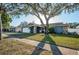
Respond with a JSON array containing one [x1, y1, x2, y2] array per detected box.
[[8, 38, 79, 55]]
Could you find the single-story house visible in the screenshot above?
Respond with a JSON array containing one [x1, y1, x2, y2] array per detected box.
[[15, 22, 69, 34], [67, 25, 79, 35], [76, 26, 79, 35], [15, 26, 22, 32], [15, 23, 45, 33], [50, 23, 69, 34]]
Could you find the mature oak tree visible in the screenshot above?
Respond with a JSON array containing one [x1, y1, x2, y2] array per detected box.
[[24, 3, 79, 35], [0, 3, 79, 40]]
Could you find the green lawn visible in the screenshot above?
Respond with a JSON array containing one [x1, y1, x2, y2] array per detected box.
[[27, 33, 79, 50], [3, 32, 79, 50]]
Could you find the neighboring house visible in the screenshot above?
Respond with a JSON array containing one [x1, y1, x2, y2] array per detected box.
[[76, 25, 79, 35], [15, 22, 28, 33], [50, 23, 69, 34], [67, 22, 79, 28], [68, 28, 79, 35], [15, 26, 22, 32], [22, 23, 45, 33], [15, 22, 44, 33], [66, 25, 79, 35]]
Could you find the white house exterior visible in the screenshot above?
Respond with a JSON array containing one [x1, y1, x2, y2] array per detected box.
[[50, 23, 69, 34], [15, 27, 22, 32], [15, 22, 79, 35], [23, 28, 30, 33], [15, 23, 44, 33], [68, 28, 79, 35]]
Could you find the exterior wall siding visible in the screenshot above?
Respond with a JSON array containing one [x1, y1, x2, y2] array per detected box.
[[68, 28, 79, 35], [23, 28, 30, 33], [54, 26, 64, 34]]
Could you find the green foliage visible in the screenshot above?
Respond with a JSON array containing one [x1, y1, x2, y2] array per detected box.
[[49, 27, 54, 33], [27, 33, 79, 50], [1, 12, 12, 29], [64, 3, 79, 13]]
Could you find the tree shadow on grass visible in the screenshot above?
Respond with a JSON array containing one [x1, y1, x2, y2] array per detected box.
[[31, 34, 62, 55], [48, 35, 62, 55], [31, 36, 47, 55]]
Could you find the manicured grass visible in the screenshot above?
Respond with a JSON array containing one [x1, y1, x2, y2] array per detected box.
[[50, 34, 79, 50], [27, 34, 45, 41], [0, 39, 52, 55], [27, 33, 79, 50]]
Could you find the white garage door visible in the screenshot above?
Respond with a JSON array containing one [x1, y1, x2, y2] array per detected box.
[[23, 28, 30, 33]]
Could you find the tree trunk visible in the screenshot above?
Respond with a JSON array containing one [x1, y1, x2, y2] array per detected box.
[[0, 14, 2, 40], [45, 19, 49, 35]]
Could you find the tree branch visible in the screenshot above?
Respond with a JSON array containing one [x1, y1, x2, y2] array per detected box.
[[48, 4, 70, 20], [38, 4, 48, 20], [27, 4, 45, 27]]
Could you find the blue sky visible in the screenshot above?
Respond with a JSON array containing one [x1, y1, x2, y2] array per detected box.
[[59, 11, 79, 23], [11, 11, 79, 27]]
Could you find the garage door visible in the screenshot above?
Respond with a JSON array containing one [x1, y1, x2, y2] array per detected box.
[[23, 28, 30, 33]]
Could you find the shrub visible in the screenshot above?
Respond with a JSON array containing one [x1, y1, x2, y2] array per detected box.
[[49, 27, 55, 33]]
